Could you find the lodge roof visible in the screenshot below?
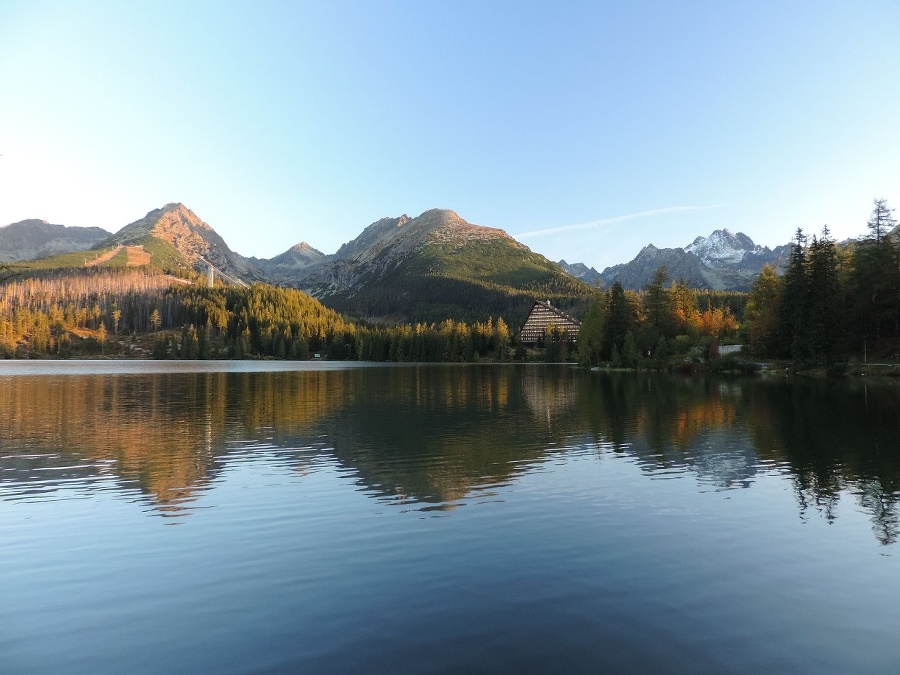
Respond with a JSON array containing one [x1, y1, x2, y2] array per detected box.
[[518, 300, 581, 344]]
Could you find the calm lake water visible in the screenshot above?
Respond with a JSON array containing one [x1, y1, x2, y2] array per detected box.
[[1, 361, 899, 674]]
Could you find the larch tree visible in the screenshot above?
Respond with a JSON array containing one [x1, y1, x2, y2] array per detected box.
[[577, 293, 605, 366], [670, 277, 700, 336], [744, 264, 782, 356], [867, 198, 897, 246]]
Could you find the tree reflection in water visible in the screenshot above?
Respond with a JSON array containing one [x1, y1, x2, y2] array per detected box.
[[1, 365, 898, 544]]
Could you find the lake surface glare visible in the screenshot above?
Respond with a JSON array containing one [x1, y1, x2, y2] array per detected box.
[[1, 362, 898, 674]]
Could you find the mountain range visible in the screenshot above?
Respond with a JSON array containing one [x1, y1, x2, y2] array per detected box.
[[1, 204, 591, 324], [0, 219, 109, 263], [557, 260, 602, 287], [102, 203, 266, 282], [599, 229, 791, 291], [1, 204, 802, 319]]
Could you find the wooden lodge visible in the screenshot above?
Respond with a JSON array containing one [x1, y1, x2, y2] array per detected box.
[[518, 300, 581, 345]]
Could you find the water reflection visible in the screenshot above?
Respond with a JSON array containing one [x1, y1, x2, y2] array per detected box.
[[743, 379, 900, 545], [577, 372, 900, 545], [1, 365, 899, 543]]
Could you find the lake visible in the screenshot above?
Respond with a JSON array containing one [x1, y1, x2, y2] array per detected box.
[[1, 361, 899, 674]]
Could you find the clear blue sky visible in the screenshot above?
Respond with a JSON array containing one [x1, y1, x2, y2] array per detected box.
[[1, 1, 898, 270]]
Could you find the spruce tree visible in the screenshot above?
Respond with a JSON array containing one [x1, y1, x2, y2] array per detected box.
[[603, 282, 631, 359], [643, 266, 672, 341], [777, 228, 809, 361], [805, 227, 847, 364], [851, 199, 900, 349]]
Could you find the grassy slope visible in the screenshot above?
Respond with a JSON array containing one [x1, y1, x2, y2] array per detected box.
[[11, 236, 194, 278], [417, 239, 562, 284], [138, 236, 194, 276], [21, 248, 117, 271]]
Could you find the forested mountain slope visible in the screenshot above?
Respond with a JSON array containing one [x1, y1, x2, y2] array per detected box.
[[283, 208, 593, 324]]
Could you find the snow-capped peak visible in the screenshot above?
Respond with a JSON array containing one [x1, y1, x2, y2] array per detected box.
[[685, 229, 760, 265]]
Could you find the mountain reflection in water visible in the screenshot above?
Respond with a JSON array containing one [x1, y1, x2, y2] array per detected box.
[[1, 364, 898, 544]]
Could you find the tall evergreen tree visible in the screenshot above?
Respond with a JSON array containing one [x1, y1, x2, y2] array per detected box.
[[643, 266, 672, 340], [805, 227, 847, 364], [776, 228, 809, 361], [867, 198, 897, 246], [850, 199, 900, 349], [603, 282, 631, 359]]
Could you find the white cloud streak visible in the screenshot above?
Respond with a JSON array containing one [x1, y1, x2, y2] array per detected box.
[[514, 205, 727, 238]]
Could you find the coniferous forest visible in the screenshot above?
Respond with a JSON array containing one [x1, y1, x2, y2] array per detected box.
[[744, 199, 899, 367], [0, 267, 513, 362], [575, 199, 900, 371]]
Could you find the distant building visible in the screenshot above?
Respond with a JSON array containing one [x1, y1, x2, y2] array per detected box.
[[518, 300, 580, 345]]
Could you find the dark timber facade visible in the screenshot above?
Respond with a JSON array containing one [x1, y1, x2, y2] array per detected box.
[[518, 300, 581, 344]]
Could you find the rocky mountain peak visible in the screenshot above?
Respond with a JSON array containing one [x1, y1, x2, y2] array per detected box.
[[557, 259, 601, 286], [417, 209, 512, 244], [417, 208, 461, 224], [102, 203, 261, 282], [333, 209, 516, 264], [685, 228, 760, 265], [598, 228, 790, 292], [334, 214, 411, 260], [254, 239, 328, 281], [291, 242, 322, 254], [110, 203, 212, 245], [155, 203, 213, 232]]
